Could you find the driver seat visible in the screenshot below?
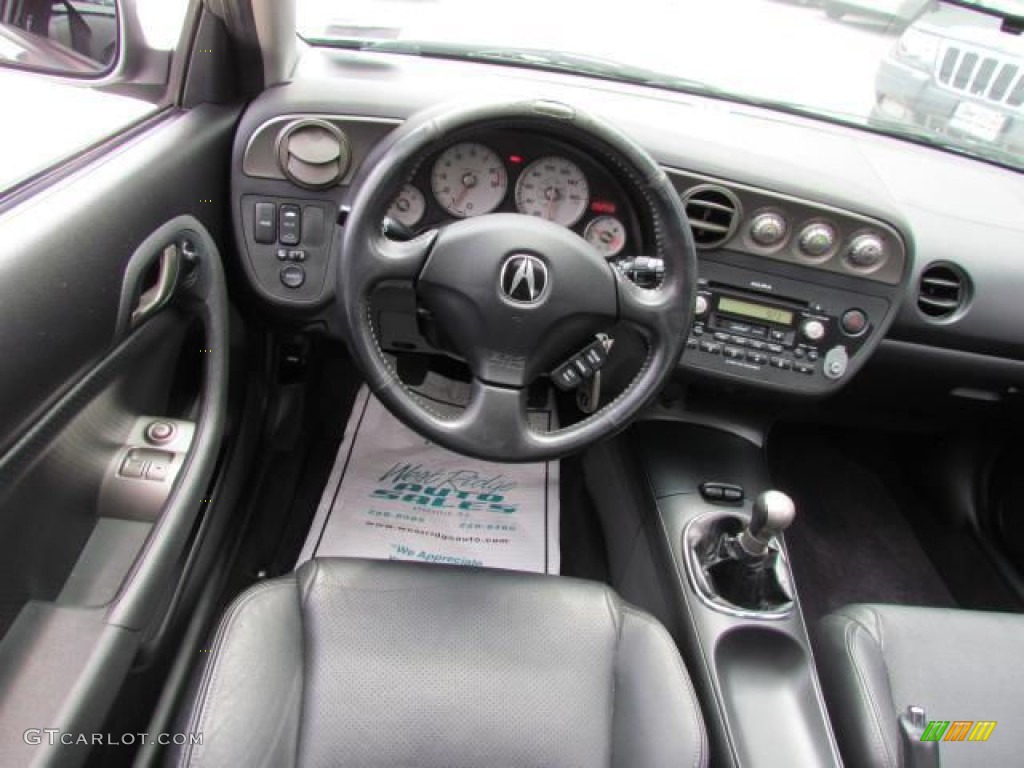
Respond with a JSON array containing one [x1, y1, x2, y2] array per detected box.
[[172, 558, 707, 767]]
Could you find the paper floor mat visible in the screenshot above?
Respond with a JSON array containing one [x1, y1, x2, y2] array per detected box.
[[297, 384, 560, 574]]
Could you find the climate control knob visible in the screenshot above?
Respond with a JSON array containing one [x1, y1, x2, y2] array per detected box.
[[750, 212, 787, 246], [798, 223, 837, 259], [802, 319, 826, 342], [845, 234, 886, 270]]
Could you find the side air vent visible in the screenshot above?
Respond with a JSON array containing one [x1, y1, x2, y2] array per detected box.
[[681, 184, 741, 249], [276, 119, 351, 189], [917, 263, 970, 320]]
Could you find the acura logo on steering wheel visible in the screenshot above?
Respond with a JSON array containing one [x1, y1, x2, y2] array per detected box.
[[500, 254, 549, 304]]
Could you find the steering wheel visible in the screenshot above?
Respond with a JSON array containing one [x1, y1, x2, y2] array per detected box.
[[338, 100, 696, 462]]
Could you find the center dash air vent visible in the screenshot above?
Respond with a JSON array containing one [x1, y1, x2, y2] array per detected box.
[[917, 263, 969, 320], [276, 119, 351, 189], [681, 184, 741, 249]]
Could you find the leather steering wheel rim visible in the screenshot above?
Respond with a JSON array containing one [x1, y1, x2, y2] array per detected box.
[[338, 99, 696, 462]]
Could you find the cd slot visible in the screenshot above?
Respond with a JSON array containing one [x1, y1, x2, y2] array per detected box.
[[708, 281, 808, 310]]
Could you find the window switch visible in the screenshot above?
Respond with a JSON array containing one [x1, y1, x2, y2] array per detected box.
[[280, 205, 301, 246], [120, 453, 147, 479], [254, 202, 277, 244], [146, 463, 170, 482]]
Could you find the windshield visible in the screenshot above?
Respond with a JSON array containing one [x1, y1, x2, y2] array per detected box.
[[297, 0, 1024, 171]]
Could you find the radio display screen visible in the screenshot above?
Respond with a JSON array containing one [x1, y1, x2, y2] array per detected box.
[[718, 297, 795, 326]]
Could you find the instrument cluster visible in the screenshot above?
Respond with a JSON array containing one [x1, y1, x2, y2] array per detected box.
[[386, 129, 642, 261]]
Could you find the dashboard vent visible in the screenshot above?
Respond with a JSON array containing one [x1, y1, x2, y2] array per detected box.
[[277, 119, 351, 189], [681, 185, 741, 249], [917, 263, 969, 320]]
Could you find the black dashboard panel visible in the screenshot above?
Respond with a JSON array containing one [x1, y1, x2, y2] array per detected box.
[[230, 47, 1024, 397]]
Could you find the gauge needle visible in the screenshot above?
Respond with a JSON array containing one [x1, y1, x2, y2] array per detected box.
[[546, 187, 559, 221]]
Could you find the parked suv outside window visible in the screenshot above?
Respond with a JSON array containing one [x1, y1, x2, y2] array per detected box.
[[873, 2, 1024, 163]]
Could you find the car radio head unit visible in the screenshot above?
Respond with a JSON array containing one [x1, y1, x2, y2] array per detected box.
[[682, 261, 893, 395]]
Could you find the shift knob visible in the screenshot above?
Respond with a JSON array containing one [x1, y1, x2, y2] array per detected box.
[[738, 490, 796, 556]]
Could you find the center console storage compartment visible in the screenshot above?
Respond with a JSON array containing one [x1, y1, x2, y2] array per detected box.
[[716, 627, 838, 766], [586, 419, 842, 767]]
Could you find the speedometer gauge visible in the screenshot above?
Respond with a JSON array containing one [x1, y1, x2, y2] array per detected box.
[[431, 143, 507, 217], [515, 156, 589, 227], [584, 216, 627, 258], [387, 184, 426, 228]]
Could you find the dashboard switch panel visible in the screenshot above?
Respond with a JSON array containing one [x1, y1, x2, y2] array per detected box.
[[240, 196, 334, 304]]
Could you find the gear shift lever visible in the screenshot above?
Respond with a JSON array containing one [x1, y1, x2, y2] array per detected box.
[[738, 490, 796, 557], [690, 489, 797, 614]]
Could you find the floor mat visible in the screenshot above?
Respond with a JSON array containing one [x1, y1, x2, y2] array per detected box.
[[298, 385, 560, 574], [769, 426, 956, 624]]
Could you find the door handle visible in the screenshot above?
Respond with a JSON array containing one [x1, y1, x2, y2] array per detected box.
[[131, 243, 181, 329]]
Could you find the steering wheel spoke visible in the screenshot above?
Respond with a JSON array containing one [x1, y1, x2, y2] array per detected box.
[[450, 379, 535, 456], [615, 267, 675, 343], [365, 228, 439, 287]]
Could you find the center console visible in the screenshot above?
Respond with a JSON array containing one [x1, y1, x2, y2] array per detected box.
[[669, 169, 909, 397], [585, 421, 843, 767]]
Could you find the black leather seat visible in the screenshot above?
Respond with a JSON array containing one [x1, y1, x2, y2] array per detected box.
[[817, 604, 1024, 768], [173, 558, 707, 767]]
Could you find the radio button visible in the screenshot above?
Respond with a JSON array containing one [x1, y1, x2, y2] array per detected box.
[[724, 320, 753, 335], [841, 308, 868, 336], [801, 319, 826, 342]]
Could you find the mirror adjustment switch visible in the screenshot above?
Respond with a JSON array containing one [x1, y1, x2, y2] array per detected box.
[[280, 205, 301, 246], [280, 265, 306, 289], [254, 202, 277, 244]]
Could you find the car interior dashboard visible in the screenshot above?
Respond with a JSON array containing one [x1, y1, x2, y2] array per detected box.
[[231, 47, 1024, 408], [6, 4, 1024, 767]]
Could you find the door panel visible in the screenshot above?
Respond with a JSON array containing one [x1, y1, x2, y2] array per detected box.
[[0, 103, 236, 767], [0, 105, 235, 456]]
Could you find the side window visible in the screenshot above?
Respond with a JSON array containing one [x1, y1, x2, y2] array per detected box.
[[0, 0, 191, 192]]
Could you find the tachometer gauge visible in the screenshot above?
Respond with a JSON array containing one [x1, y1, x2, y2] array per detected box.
[[387, 184, 426, 228], [515, 156, 589, 227], [431, 143, 507, 217], [584, 216, 627, 258]]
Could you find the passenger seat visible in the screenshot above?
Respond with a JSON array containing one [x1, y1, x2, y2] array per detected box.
[[817, 604, 1024, 767]]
